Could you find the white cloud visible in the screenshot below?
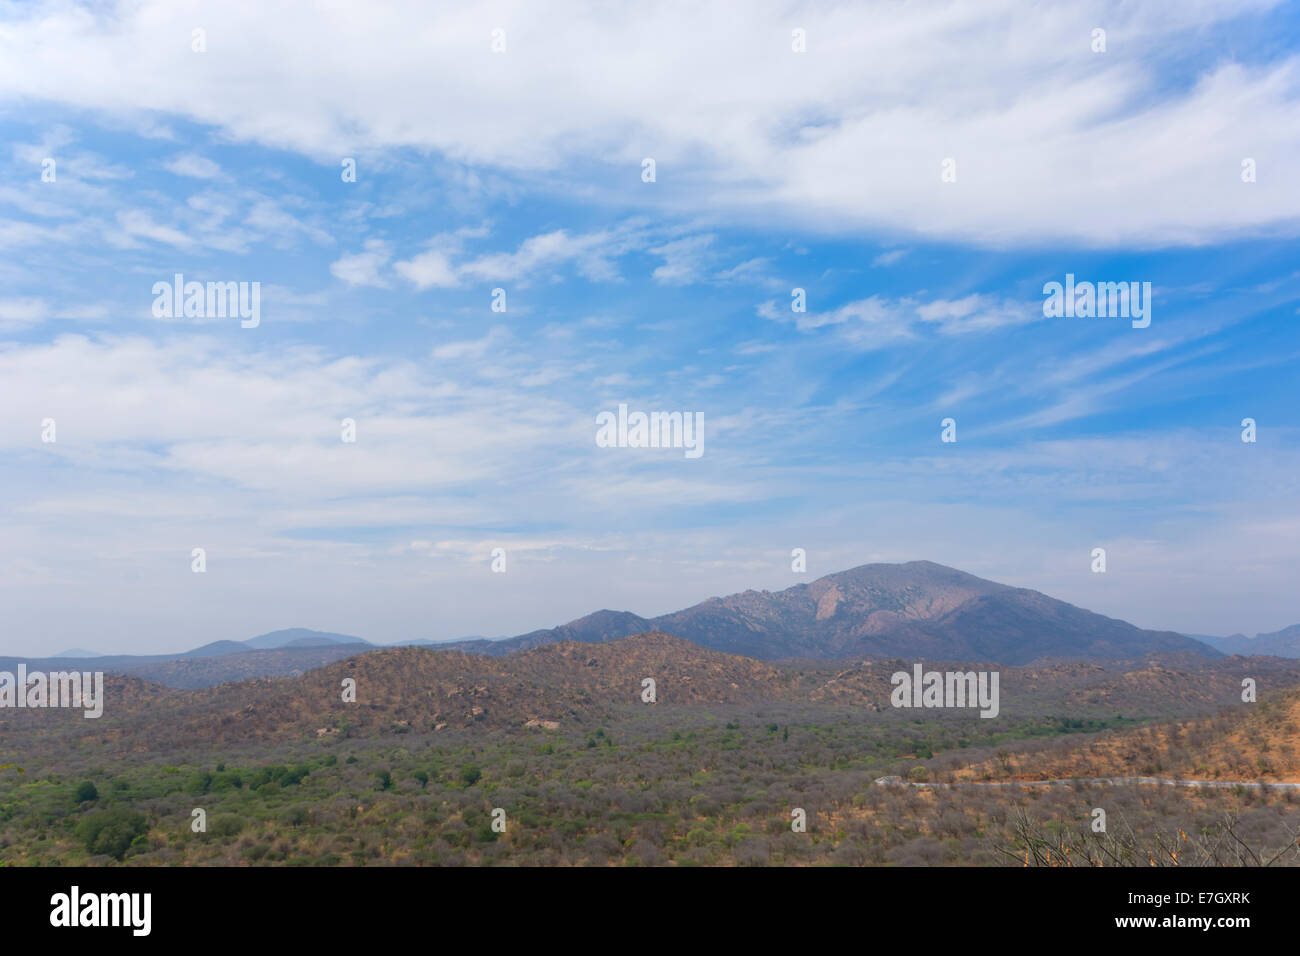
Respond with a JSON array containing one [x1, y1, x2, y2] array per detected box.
[[113, 208, 196, 249], [459, 227, 635, 283], [244, 198, 333, 247], [12, 127, 132, 181], [913, 295, 1038, 334], [394, 247, 459, 289], [715, 258, 771, 283], [0, 219, 56, 248], [0, 297, 112, 329], [162, 152, 224, 180], [3, 1, 1295, 246], [648, 235, 714, 285], [431, 326, 510, 360], [810, 297, 918, 347], [0, 297, 48, 328], [872, 249, 909, 267], [759, 292, 1042, 345], [330, 239, 393, 287], [394, 225, 645, 289]]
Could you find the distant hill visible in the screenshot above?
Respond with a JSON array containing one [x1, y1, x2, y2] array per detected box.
[[4, 632, 1294, 754], [52, 647, 104, 658], [0, 628, 373, 690], [0, 633, 792, 747], [440, 561, 1218, 665], [184, 640, 256, 658], [391, 636, 498, 648], [0, 629, 476, 690], [242, 628, 371, 650], [0, 644, 371, 690], [1192, 625, 1300, 658]]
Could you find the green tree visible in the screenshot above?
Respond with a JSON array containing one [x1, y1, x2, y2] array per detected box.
[[73, 781, 98, 803], [76, 809, 147, 860]]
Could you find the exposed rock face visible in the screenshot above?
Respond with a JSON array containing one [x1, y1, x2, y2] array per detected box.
[[445, 561, 1219, 664]]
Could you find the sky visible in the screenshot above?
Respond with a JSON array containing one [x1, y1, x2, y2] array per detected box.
[[1, 0, 1299, 656]]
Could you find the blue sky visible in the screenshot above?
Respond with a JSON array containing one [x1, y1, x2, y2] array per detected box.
[[2, 0, 1299, 655]]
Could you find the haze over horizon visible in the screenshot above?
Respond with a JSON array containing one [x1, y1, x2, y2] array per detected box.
[[2, 0, 1299, 656]]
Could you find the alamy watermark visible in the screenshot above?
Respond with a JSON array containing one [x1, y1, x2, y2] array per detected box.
[[152, 273, 260, 328], [595, 403, 704, 459], [0, 667, 104, 718], [1042, 274, 1151, 328], [50, 886, 150, 936], [890, 663, 999, 718]]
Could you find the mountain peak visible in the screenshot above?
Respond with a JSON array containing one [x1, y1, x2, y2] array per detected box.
[[464, 560, 1217, 665]]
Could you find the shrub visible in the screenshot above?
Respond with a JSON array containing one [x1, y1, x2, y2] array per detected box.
[[76, 809, 148, 860], [210, 771, 243, 792], [207, 815, 245, 839], [283, 807, 310, 827], [73, 781, 98, 803]]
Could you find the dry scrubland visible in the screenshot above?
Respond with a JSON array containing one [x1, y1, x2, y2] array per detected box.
[[1, 635, 1297, 866]]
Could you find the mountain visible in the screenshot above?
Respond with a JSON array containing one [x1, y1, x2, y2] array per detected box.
[[52, 647, 104, 658], [1193, 625, 1300, 658], [441, 561, 1218, 665], [0, 562, 1225, 689], [506, 610, 655, 653], [178, 628, 372, 659], [243, 628, 371, 650]]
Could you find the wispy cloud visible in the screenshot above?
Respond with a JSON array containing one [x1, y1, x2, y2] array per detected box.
[[162, 152, 224, 180], [331, 239, 393, 288]]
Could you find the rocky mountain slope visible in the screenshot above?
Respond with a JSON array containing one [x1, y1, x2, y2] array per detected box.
[[446, 561, 1217, 664]]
